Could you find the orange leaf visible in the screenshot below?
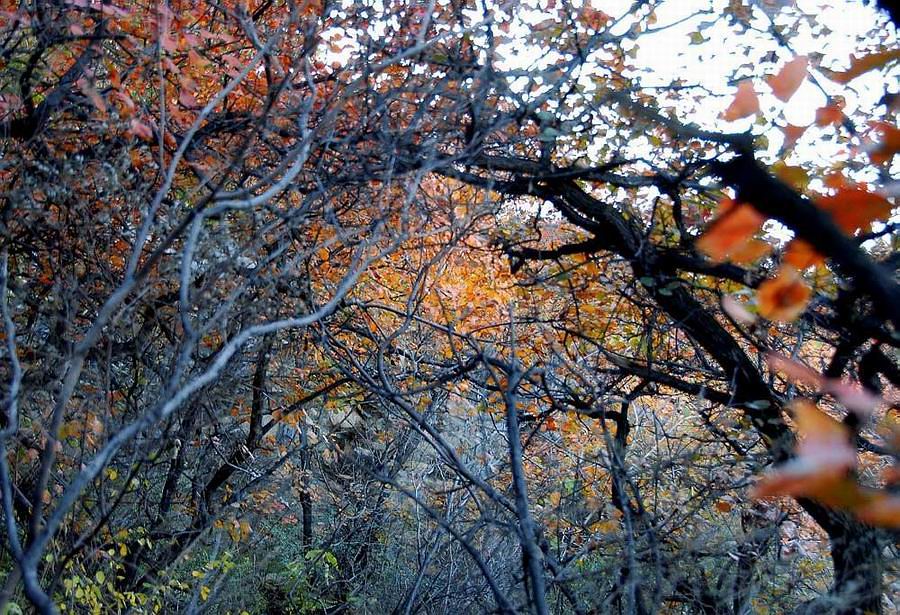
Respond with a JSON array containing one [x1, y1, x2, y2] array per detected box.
[[883, 465, 900, 486], [816, 187, 894, 234], [721, 80, 760, 121], [855, 493, 900, 528], [829, 49, 900, 84], [767, 56, 807, 102], [783, 239, 823, 270], [756, 266, 811, 321], [792, 388, 875, 432], [752, 471, 854, 502], [752, 401, 856, 501], [715, 500, 733, 513], [696, 199, 765, 262], [729, 238, 772, 265]]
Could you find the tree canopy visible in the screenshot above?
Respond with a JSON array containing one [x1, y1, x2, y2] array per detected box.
[[0, 0, 898, 613]]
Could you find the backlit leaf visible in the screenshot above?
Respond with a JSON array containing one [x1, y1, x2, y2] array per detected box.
[[767, 55, 807, 102], [756, 266, 811, 322], [696, 199, 765, 262], [783, 239, 823, 270], [815, 103, 844, 127], [721, 80, 760, 121], [780, 123, 808, 149], [828, 49, 900, 84], [816, 186, 894, 235]]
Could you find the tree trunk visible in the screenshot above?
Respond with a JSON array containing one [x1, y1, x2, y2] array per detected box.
[[830, 524, 884, 615], [801, 500, 884, 614]]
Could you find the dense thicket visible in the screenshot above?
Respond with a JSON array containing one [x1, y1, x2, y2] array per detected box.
[[0, 1, 897, 613]]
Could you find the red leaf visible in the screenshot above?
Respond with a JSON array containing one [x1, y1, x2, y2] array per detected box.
[[865, 121, 900, 165], [129, 119, 154, 141], [780, 123, 808, 149], [767, 56, 807, 102], [816, 187, 894, 235], [721, 80, 760, 121], [815, 103, 844, 127]]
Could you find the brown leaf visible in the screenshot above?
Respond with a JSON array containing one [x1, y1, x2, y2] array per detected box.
[[829, 49, 900, 84]]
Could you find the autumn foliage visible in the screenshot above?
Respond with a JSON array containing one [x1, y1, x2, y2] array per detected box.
[[0, 1, 898, 614]]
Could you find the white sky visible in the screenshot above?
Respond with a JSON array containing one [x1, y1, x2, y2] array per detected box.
[[326, 0, 895, 181], [624, 0, 892, 126], [496, 0, 896, 170]]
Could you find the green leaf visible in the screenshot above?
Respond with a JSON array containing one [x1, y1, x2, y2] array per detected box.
[[324, 551, 339, 569], [538, 127, 561, 142]]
